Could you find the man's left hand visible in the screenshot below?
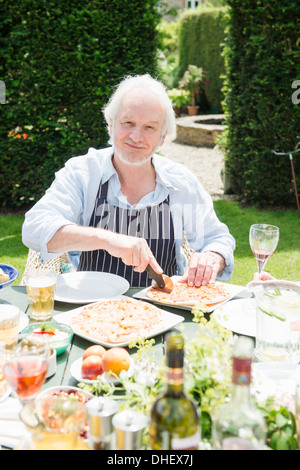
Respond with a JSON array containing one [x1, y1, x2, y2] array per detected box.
[[180, 251, 225, 287]]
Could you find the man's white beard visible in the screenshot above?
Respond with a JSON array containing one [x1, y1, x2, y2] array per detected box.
[[116, 148, 153, 167]]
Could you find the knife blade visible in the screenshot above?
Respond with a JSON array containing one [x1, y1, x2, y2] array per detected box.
[[146, 264, 165, 289]]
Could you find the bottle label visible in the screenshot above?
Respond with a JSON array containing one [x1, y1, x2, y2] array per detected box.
[[232, 357, 251, 386], [222, 437, 257, 450], [171, 430, 200, 450], [165, 367, 184, 384]]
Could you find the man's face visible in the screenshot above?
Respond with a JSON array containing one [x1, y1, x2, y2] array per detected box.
[[111, 88, 166, 166]]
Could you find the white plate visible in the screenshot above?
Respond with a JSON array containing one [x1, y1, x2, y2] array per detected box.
[[213, 298, 256, 336], [54, 300, 185, 348], [133, 276, 247, 312], [55, 271, 130, 304], [70, 357, 134, 384], [0, 386, 12, 403], [19, 311, 29, 331]]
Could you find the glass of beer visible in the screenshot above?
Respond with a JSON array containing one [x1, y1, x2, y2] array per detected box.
[[25, 269, 57, 322]]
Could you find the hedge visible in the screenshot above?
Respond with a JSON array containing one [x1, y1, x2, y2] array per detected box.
[[222, 0, 300, 207], [178, 6, 228, 111], [0, 0, 161, 209]]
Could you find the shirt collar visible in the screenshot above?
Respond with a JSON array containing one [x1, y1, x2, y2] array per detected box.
[[100, 147, 180, 191], [152, 153, 180, 191]]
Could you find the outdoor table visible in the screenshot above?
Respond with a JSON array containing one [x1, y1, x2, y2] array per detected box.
[[0, 285, 251, 390]]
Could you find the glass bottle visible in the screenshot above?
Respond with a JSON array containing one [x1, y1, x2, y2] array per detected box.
[[149, 331, 200, 450], [212, 335, 266, 450]]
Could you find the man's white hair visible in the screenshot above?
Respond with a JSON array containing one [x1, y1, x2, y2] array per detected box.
[[103, 74, 176, 145]]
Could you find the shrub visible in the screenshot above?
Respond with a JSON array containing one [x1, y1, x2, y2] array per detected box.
[[178, 6, 228, 111], [0, 0, 161, 209], [222, 0, 300, 207]]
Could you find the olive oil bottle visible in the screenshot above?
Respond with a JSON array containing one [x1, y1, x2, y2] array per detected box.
[[149, 331, 200, 450]]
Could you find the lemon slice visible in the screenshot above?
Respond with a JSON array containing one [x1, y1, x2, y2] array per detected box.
[[279, 296, 300, 309]]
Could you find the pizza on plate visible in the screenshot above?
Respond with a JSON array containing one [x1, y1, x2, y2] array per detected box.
[[70, 298, 163, 343], [146, 281, 231, 307]]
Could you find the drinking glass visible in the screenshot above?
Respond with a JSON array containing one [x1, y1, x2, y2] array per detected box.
[[249, 224, 279, 275], [254, 281, 300, 363], [0, 304, 20, 341], [25, 269, 57, 322], [2, 334, 48, 405]]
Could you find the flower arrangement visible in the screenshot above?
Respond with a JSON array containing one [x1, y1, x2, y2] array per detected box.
[[167, 88, 191, 109], [79, 307, 298, 450], [179, 64, 207, 106]]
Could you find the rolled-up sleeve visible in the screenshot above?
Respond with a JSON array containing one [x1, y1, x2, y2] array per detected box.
[[22, 152, 99, 262], [184, 181, 235, 280]]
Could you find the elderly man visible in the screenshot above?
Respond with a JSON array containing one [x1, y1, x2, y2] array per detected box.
[[22, 74, 235, 287]]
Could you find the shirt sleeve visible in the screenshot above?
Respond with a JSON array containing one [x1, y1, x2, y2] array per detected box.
[[22, 156, 90, 262], [182, 179, 235, 281]]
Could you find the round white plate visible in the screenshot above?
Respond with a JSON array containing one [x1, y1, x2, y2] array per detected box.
[[0, 386, 12, 403], [19, 311, 29, 331], [213, 298, 256, 336], [55, 271, 130, 304], [70, 357, 134, 384]]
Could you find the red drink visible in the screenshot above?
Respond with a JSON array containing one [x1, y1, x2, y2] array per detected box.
[[3, 356, 48, 402]]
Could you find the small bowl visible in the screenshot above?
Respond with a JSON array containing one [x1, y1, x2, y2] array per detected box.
[[0, 263, 19, 289], [47, 347, 57, 378], [21, 321, 73, 356]]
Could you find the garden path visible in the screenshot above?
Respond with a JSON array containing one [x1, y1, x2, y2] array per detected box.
[[160, 134, 226, 200]]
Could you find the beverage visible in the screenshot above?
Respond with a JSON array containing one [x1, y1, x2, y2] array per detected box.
[[149, 331, 200, 450], [0, 305, 20, 340], [3, 355, 48, 402], [249, 224, 279, 275], [20, 397, 91, 450], [252, 249, 273, 273], [254, 282, 300, 363], [212, 336, 266, 450], [25, 269, 57, 321]]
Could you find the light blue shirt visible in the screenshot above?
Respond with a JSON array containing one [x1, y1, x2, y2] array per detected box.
[[22, 147, 235, 280]]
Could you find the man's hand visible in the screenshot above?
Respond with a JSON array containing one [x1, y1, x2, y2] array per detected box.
[[47, 225, 163, 275], [179, 251, 225, 287], [105, 232, 162, 274]]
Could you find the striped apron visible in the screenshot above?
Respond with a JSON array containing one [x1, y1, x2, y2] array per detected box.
[[77, 180, 177, 287]]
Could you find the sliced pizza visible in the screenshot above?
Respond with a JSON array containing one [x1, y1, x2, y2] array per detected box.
[[70, 298, 164, 343], [146, 281, 231, 307]]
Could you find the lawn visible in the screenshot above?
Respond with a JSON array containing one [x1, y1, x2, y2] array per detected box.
[[0, 200, 300, 287]]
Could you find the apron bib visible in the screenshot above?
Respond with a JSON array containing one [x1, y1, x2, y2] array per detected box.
[[78, 180, 177, 286]]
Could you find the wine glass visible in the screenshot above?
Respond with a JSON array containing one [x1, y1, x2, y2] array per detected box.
[[249, 224, 279, 276], [1, 334, 48, 406]]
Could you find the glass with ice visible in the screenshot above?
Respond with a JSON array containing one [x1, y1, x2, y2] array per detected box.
[[254, 281, 300, 363]]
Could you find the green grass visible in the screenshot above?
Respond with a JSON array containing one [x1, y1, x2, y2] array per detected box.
[[1, 200, 300, 287], [214, 200, 300, 285]]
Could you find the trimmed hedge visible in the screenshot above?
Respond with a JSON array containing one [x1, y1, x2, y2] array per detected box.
[[222, 0, 300, 207], [0, 0, 161, 209], [178, 6, 228, 111]]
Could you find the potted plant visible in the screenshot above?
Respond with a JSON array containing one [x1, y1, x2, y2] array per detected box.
[[167, 88, 191, 116], [179, 65, 207, 115]]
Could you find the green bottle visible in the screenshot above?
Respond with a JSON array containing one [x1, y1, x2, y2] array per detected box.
[[149, 331, 200, 450]]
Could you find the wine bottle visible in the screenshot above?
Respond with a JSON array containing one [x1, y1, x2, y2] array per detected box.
[[212, 335, 266, 450], [149, 331, 200, 450]]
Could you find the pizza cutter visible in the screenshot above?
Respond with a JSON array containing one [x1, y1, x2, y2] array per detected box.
[[145, 265, 173, 294]]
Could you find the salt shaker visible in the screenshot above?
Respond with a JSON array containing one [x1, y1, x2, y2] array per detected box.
[[112, 410, 148, 450], [86, 397, 118, 450]]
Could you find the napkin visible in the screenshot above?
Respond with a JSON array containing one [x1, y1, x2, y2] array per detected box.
[[0, 396, 27, 449]]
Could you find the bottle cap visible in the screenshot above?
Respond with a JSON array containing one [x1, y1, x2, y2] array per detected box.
[[166, 331, 184, 368]]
